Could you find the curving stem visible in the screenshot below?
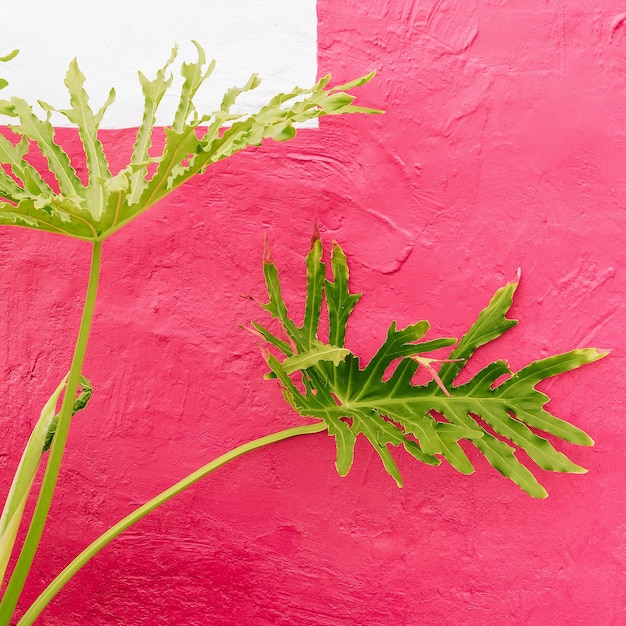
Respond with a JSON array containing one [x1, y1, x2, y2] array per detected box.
[[17, 421, 327, 625]]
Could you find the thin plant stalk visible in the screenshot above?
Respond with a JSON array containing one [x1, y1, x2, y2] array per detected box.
[[17, 421, 326, 625], [0, 241, 103, 623]]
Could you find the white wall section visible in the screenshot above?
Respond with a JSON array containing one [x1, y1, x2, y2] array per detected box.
[[1, 0, 317, 128]]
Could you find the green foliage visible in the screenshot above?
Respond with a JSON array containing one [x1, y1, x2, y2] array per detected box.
[[0, 39, 609, 625], [253, 237, 607, 498], [0, 42, 380, 242], [0, 376, 91, 587], [0, 46, 379, 624]]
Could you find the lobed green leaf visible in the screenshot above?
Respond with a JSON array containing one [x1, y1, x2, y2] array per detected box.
[[253, 239, 607, 497], [0, 43, 379, 241]]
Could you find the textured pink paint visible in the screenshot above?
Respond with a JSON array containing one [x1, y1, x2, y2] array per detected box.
[[1, 1, 625, 624]]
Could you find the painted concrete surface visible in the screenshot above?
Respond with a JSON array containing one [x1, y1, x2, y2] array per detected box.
[[1, 1, 625, 624]]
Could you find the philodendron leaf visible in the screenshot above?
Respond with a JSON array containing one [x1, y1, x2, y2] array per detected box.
[[252, 236, 608, 497], [0, 43, 380, 241]]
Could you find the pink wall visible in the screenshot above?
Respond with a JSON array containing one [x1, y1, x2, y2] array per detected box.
[[1, 1, 625, 624]]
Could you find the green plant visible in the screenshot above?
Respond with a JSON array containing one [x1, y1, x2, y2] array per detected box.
[[0, 43, 607, 626], [253, 234, 606, 498], [0, 44, 378, 624]]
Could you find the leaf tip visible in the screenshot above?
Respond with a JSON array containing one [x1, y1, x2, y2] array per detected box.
[[263, 232, 273, 264], [310, 219, 321, 248], [335, 461, 350, 478], [594, 348, 612, 359], [0, 49, 18, 63], [578, 347, 611, 365], [190, 40, 205, 61], [239, 323, 260, 338]]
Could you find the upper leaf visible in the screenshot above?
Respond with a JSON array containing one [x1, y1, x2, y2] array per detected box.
[[252, 237, 607, 497], [0, 44, 380, 241]]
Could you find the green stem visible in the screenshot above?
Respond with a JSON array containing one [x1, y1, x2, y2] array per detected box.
[[0, 241, 102, 624], [17, 421, 326, 625]]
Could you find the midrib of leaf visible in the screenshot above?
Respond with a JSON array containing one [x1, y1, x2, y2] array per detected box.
[[341, 392, 504, 411]]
